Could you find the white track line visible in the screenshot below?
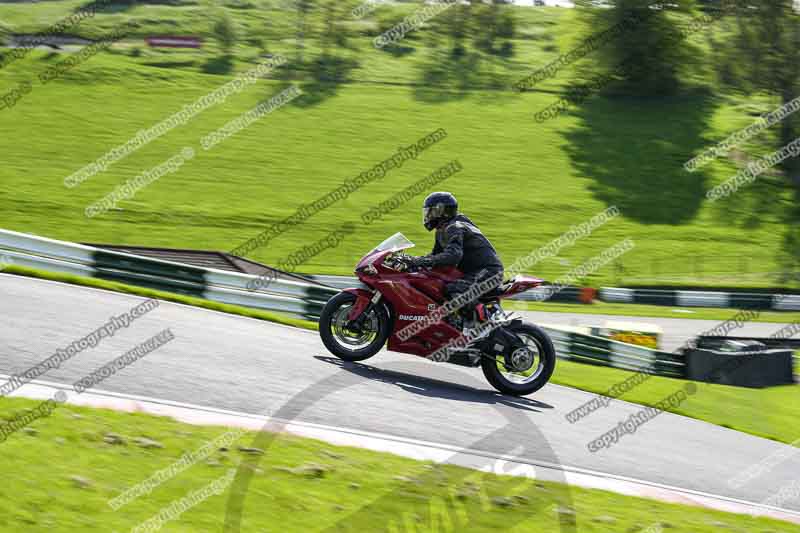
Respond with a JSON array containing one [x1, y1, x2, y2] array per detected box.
[[4, 374, 799, 526]]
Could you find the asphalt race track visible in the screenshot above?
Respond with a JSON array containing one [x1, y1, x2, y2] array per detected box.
[[1, 274, 798, 518]]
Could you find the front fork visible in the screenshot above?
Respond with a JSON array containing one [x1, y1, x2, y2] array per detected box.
[[346, 290, 382, 332]]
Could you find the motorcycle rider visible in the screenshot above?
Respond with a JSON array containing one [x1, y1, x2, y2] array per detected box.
[[405, 192, 504, 325]]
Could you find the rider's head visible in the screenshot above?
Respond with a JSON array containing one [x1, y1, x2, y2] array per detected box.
[[422, 192, 458, 231]]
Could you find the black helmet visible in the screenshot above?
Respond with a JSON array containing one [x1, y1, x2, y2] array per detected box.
[[422, 192, 458, 231]]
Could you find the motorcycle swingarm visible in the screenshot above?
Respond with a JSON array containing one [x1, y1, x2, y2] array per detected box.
[[440, 351, 514, 370], [444, 319, 525, 369], [442, 350, 482, 368]]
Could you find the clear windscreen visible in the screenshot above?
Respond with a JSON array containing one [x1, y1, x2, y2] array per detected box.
[[372, 232, 415, 253]]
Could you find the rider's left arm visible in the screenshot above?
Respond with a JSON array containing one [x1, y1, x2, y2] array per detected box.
[[414, 224, 464, 268]]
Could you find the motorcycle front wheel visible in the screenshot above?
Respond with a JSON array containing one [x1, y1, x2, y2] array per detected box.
[[319, 292, 391, 362], [481, 323, 556, 396]]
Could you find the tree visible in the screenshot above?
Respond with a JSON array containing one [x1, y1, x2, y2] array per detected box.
[[579, 0, 695, 96], [728, 1, 800, 194], [212, 11, 237, 54], [708, 1, 800, 280], [289, 0, 316, 65], [472, 1, 515, 57], [318, 0, 351, 54], [441, 1, 471, 57]]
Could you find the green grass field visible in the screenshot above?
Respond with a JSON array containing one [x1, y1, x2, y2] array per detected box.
[[0, 1, 797, 289], [1, 396, 797, 532], [555, 359, 799, 445]]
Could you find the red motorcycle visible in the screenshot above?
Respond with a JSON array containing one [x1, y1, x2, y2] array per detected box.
[[319, 233, 556, 396]]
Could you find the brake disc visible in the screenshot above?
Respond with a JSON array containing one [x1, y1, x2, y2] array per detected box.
[[509, 346, 535, 372]]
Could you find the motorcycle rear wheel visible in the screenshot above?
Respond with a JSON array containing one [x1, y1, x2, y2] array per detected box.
[[480, 323, 556, 396], [319, 292, 391, 362]]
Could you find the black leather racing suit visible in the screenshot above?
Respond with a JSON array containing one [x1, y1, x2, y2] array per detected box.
[[421, 214, 504, 303]]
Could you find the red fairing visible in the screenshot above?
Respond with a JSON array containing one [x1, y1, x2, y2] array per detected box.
[[501, 275, 545, 297], [343, 288, 372, 321], [346, 244, 544, 359], [358, 259, 463, 357], [355, 249, 387, 272]]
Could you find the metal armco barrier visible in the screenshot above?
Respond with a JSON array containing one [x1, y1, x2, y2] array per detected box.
[[543, 327, 687, 378], [0, 229, 337, 320], [306, 274, 367, 290], [598, 287, 800, 311]]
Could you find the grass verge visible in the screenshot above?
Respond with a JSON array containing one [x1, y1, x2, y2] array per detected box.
[[0, 396, 797, 532], [552, 359, 799, 445]]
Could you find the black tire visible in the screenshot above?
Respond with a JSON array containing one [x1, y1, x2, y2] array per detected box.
[[480, 323, 556, 396], [319, 292, 391, 362]]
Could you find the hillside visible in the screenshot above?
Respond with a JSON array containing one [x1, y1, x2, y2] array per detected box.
[[0, 0, 796, 288]]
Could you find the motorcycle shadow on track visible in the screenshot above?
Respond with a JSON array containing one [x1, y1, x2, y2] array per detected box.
[[314, 355, 554, 414]]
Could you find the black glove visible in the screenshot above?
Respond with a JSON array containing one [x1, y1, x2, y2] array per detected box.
[[406, 256, 434, 270]]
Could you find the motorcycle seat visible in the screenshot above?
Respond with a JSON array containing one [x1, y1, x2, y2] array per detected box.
[[478, 282, 512, 301], [478, 275, 543, 301]]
